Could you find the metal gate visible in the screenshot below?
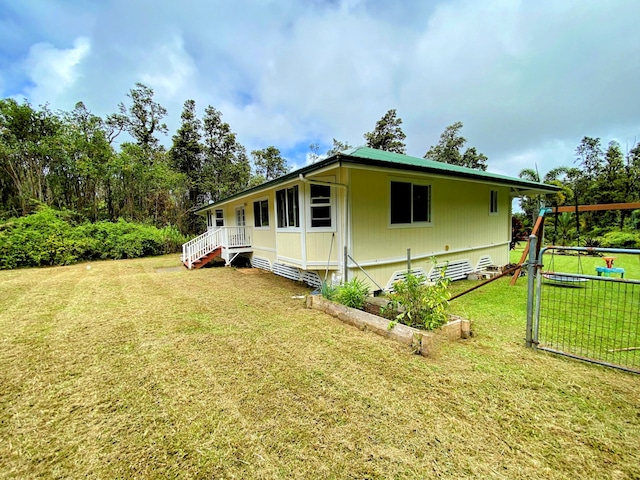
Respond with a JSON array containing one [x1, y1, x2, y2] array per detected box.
[[525, 238, 640, 374]]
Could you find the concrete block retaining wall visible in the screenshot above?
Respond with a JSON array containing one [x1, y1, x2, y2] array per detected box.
[[306, 295, 470, 356]]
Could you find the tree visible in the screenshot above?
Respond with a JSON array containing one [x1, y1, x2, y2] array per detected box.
[[106, 83, 168, 151], [364, 109, 406, 153], [251, 146, 288, 182], [0, 99, 62, 214], [518, 166, 576, 223], [58, 102, 114, 221], [424, 121, 487, 171], [169, 100, 204, 232], [326, 138, 353, 156], [201, 106, 250, 202]]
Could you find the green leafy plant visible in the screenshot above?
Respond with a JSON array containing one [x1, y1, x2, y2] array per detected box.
[[0, 206, 187, 269], [332, 278, 370, 309], [320, 281, 337, 301], [382, 270, 451, 331], [599, 231, 640, 249]]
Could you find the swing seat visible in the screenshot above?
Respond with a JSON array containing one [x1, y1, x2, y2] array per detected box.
[[542, 273, 589, 287]]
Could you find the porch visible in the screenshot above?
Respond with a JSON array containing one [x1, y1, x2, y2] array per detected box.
[[182, 226, 252, 269]]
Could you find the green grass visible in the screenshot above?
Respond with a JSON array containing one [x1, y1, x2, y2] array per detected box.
[[507, 246, 640, 371], [1, 255, 639, 479], [510, 245, 640, 280]]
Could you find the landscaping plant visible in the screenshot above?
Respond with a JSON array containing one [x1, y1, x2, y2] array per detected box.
[[383, 270, 451, 331], [329, 278, 370, 309]]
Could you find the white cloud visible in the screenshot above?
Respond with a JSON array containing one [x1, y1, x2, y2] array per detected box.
[[3, 0, 640, 178], [139, 34, 197, 100], [22, 36, 90, 105]]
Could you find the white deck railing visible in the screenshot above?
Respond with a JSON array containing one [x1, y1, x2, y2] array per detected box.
[[182, 226, 252, 269]]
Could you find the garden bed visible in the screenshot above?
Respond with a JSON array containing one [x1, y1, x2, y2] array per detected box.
[[306, 294, 471, 356]]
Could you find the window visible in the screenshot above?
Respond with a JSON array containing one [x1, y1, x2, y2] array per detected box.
[[390, 181, 431, 225], [215, 209, 224, 227], [310, 184, 332, 228], [253, 199, 269, 227], [276, 185, 299, 228], [207, 211, 213, 228], [490, 190, 498, 214]]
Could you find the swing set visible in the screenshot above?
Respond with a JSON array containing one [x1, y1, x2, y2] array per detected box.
[[510, 201, 640, 286]]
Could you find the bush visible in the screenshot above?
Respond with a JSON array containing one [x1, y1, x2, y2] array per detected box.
[[382, 271, 451, 331], [327, 278, 370, 310], [599, 231, 640, 249], [0, 206, 188, 269]]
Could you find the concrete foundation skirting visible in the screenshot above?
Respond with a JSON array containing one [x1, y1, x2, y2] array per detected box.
[[306, 295, 471, 356]]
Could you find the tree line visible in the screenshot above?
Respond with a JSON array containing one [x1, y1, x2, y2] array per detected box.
[[517, 136, 640, 245], [0, 84, 292, 234], [7, 80, 636, 244], [0, 85, 486, 235]]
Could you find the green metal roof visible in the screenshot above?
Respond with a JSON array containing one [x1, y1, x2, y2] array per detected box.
[[195, 146, 559, 213]]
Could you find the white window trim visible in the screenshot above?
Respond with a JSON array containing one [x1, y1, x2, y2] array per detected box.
[[252, 197, 271, 230], [388, 177, 433, 229], [306, 177, 337, 232], [276, 185, 301, 231]]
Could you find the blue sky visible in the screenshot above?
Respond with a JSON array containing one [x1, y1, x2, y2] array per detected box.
[[1, 0, 640, 175]]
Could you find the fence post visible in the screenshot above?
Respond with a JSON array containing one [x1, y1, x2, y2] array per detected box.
[[344, 246, 348, 282], [407, 248, 411, 272], [525, 234, 537, 348]]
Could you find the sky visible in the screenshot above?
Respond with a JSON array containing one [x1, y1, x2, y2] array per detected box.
[[1, 0, 640, 177]]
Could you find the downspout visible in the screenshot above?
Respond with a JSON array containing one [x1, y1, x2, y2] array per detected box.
[[298, 173, 349, 280]]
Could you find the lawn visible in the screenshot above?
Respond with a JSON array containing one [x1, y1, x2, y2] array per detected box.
[[508, 246, 640, 372], [1, 255, 639, 479]]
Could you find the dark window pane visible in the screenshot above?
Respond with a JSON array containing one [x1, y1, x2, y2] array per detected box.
[[390, 181, 411, 224], [260, 200, 269, 226], [276, 189, 286, 228], [253, 201, 261, 227], [215, 209, 224, 226], [311, 206, 331, 227], [310, 184, 330, 203], [413, 184, 431, 222], [287, 186, 299, 227]]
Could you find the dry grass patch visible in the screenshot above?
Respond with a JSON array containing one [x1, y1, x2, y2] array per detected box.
[[1, 255, 639, 479]]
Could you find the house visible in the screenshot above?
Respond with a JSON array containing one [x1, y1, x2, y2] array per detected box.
[[182, 147, 558, 290]]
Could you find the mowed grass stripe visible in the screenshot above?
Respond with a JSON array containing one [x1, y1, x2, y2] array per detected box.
[[1, 255, 639, 479]]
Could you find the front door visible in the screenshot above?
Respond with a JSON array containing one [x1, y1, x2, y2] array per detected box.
[[234, 206, 246, 246], [235, 206, 245, 227]]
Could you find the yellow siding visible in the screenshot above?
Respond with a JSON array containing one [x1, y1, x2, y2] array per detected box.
[[348, 168, 511, 290], [306, 232, 339, 267], [350, 169, 510, 263], [277, 232, 302, 264], [348, 244, 509, 292]]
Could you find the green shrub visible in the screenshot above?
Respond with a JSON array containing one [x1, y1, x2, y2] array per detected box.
[[599, 231, 640, 249], [332, 278, 370, 309], [382, 271, 451, 331], [0, 206, 188, 269]]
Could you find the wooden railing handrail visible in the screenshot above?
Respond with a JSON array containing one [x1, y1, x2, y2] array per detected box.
[[182, 226, 252, 268]]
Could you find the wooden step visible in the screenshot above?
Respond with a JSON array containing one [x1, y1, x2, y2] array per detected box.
[[186, 247, 222, 269]]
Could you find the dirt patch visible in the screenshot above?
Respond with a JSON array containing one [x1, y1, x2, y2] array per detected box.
[[155, 266, 184, 273], [236, 268, 265, 275]]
